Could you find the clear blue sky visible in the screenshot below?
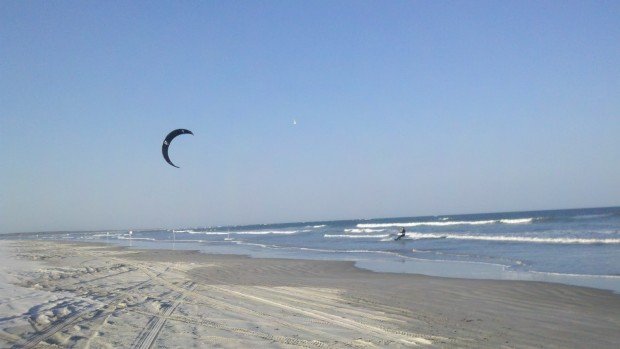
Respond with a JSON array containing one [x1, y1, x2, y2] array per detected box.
[[1, 1, 619, 233]]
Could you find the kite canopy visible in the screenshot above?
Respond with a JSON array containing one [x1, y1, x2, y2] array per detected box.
[[162, 129, 193, 168]]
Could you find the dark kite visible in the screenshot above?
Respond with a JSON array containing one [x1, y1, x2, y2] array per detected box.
[[162, 129, 193, 168]]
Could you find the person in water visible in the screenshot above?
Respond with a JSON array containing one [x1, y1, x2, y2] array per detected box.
[[395, 227, 406, 240]]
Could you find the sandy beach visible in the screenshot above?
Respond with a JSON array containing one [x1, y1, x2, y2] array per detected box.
[[0, 240, 618, 348]]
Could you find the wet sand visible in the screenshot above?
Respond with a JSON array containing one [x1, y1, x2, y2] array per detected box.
[[1, 240, 618, 348]]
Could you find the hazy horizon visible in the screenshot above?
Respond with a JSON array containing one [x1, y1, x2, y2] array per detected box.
[[2, 1, 619, 234], [4, 204, 620, 235]]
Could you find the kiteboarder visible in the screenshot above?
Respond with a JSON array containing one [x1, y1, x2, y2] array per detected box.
[[395, 227, 406, 241]]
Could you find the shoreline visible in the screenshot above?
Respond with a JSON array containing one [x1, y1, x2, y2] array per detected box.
[[59, 240, 619, 292], [45, 237, 620, 293], [1, 240, 619, 348]]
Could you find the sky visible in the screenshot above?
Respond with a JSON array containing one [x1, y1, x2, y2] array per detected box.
[[1, 1, 619, 233]]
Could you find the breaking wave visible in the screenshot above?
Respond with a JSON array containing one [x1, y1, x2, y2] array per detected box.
[[405, 233, 620, 244], [358, 220, 496, 228], [234, 230, 299, 235], [344, 228, 386, 233], [324, 234, 391, 239], [175, 231, 228, 235], [358, 218, 534, 228], [174, 230, 299, 235], [499, 218, 533, 224]]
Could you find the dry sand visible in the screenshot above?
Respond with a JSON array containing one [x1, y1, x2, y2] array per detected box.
[[0, 240, 618, 348]]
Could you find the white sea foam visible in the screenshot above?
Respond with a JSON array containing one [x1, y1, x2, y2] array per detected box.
[[344, 228, 386, 233], [324, 234, 391, 239], [173, 230, 228, 235], [357, 220, 497, 228], [296, 246, 405, 257], [312, 225, 326, 228], [170, 239, 205, 243], [405, 233, 620, 244], [175, 230, 298, 235], [117, 236, 156, 241], [91, 232, 118, 238], [233, 230, 299, 235], [358, 218, 536, 228], [499, 218, 533, 224], [528, 270, 620, 279], [229, 241, 407, 259], [231, 241, 271, 249]]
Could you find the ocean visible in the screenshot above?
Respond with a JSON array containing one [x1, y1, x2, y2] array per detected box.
[[4, 206, 620, 292]]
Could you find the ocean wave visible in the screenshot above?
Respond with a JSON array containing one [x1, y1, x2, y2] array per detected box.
[[231, 241, 272, 249], [171, 230, 229, 235], [234, 230, 299, 235], [527, 270, 620, 279], [175, 230, 298, 235], [296, 247, 406, 257], [499, 218, 533, 224], [91, 232, 118, 238], [230, 241, 407, 259], [117, 236, 156, 241], [572, 213, 613, 220], [357, 220, 497, 228], [358, 218, 536, 228], [324, 234, 390, 239], [170, 239, 205, 243], [344, 228, 386, 233], [405, 233, 620, 244], [312, 225, 326, 228]]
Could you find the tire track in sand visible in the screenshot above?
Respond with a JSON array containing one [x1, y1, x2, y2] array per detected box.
[[11, 273, 154, 349], [207, 284, 436, 346], [130, 281, 196, 349], [145, 262, 440, 346], [133, 264, 338, 345]]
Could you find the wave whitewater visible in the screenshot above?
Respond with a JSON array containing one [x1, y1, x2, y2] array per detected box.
[[405, 233, 620, 244], [358, 218, 534, 228], [499, 218, 534, 224], [173, 230, 299, 235], [324, 234, 390, 239], [344, 228, 386, 233]]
